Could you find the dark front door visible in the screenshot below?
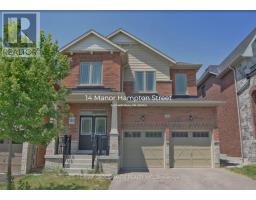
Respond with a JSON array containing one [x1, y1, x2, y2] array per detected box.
[[79, 116, 107, 152]]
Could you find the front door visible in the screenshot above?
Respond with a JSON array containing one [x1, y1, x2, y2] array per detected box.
[[79, 116, 107, 151]]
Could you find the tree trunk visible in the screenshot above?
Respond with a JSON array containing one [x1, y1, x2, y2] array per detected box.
[[7, 139, 13, 189]]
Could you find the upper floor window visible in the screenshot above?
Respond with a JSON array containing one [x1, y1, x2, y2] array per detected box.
[[135, 71, 156, 92], [80, 62, 102, 85], [175, 73, 187, 95]]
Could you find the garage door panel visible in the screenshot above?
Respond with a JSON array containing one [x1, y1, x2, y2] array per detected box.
[[172, 131, 212, 168], [192, 159, 211, 168], [123, 131, 164, 170], [142, 146, 163, 157], [174, 159, 193, 168], [145, 159, 164, 168], [192, 148, 211, 159]]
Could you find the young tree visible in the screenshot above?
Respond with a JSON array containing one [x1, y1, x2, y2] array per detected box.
[[0, 32, 70, 188]]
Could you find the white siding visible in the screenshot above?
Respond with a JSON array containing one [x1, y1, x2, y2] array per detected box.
[[122, 44, 171, 81], [110, 33, 171, 81], [67, 34, 118, 52], [110, 33, 136, 44]]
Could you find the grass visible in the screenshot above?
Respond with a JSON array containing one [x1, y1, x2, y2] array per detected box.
[[0, 170, 111, 190], [228, 164, 256, 180]]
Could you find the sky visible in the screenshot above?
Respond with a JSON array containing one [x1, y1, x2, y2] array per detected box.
[[0, 11, 256, 78]]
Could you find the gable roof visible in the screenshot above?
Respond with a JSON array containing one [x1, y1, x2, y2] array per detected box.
[[197, 65, 219, 86], [218, 28, 256, 71], [198, 27, 256, 86], [60, 30, 127, 53], [107, 29, 176, 64]]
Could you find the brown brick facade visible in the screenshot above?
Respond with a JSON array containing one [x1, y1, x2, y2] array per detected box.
[[61, 52, 122, 91], [171, 69, 197, 96], [198, 70, 241, 157], [121, 106, 217, 130]]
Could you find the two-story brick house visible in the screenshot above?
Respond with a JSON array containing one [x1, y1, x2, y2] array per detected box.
[[45, 29, 223, 174], [198, 28, 256, 163]]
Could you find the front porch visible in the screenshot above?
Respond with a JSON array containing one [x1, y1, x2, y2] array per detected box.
[[44, 101, 120, 175]]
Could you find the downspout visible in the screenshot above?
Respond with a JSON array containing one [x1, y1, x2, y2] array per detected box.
[[228, 66, 244, 163]]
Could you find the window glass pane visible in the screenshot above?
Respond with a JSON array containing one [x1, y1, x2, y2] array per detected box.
[[80, 63, 90, 84], [132, 132, 141, 137], [146, 132, 162, 138], [124, 132, 132, 138], [135, 72, 144, 91], [175, 74, 187, 95], [193, 132, 209, 138], [96, 118, 106, 135], [81, 118, 92, 135], [172, 132, 188, 138], [146, 71, 155, 91], [91, 62, 102, 84]]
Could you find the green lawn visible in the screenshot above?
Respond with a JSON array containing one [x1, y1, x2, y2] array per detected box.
[[228, 164, 256, 180], [0, 170, 111, 190]]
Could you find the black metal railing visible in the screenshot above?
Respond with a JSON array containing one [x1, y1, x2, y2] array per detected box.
[[91, 135, 109, 169], [55, 135, 71, 167]]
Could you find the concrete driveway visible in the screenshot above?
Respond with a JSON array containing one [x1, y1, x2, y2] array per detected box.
[[110, 168, 256, 190]]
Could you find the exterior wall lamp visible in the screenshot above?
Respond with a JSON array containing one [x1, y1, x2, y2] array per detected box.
[[140, 115, 145, 122]]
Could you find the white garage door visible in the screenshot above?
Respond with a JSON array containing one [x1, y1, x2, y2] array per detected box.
[[123, 131, 164, 170], [171, 131, 212, 168]]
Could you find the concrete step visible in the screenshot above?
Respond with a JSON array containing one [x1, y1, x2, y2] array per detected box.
[[67, 173, 113, 179], [65, 158, 92, 164], [65, 163, 92, 168], [69, 155, 92, 159], [64, 167, 93, 174]]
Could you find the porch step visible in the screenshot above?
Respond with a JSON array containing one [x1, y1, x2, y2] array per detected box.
[[64, 154, 95, 175], [69, 155, 92, 159], [64, 167, 94, 174], [65, 158, 92, 164], [65, 163, 92, 168]]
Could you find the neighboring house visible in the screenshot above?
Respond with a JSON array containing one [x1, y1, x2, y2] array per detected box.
[[198, 28, 256, 163], [44, 29, 223, 174], [0, 140, 46, 174]]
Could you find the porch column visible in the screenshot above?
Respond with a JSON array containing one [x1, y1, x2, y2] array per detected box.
[[213, 128, 220, 168], [109, 102, 119, 156], [96, 102, 119, 174], [164, 128, 170, 168]]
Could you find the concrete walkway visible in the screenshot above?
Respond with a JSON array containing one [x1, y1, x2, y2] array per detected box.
[[110, 168, 256, 190]]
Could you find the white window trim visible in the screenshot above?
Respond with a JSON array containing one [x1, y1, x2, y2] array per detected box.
[[80, 117, 92, 135], [79, 62, 103, 86], [175, 73, 188, 95], [95, 117, 107, 135], [134, 70, 156, 93]]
